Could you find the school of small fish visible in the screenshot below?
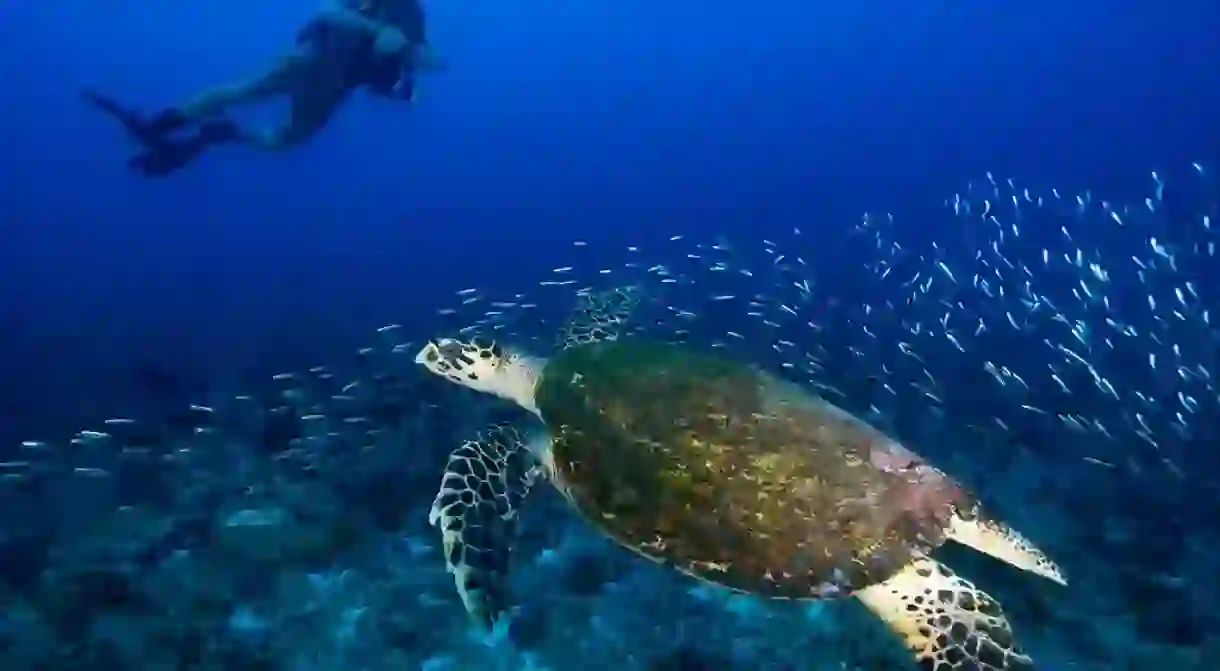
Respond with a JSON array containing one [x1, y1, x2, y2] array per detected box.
[[420, 163, 1216, 483], [0, 332, 427, 502], [3, 163, 1214, 500]]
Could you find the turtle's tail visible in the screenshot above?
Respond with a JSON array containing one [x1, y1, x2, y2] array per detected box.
[[415, 338, 544, 416]]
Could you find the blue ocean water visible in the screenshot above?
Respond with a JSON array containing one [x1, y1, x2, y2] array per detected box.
[[2, 1, 1219, 669]]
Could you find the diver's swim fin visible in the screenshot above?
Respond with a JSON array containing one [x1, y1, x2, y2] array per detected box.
[[84, 90, 238, 176], [128, 119, 240, 177], [82, 90, 178, 148], [128, 140, 205, 176]]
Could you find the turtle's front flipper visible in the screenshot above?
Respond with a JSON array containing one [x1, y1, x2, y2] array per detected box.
[[429, 424, 542, 628], [856, 557, 1034, 671], [559, 285, 640, 349], [947, 512, 1067, 585]]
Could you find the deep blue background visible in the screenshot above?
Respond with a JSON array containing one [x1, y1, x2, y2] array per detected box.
[[2, 0, 1217, 448]]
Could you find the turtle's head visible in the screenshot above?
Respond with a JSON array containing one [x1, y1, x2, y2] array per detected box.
[[415, 338, 544, 416]]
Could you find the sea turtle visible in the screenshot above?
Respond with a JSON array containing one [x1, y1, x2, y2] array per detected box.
[[415, 287, 1066, 670]]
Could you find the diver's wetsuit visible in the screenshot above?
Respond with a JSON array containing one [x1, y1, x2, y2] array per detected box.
[[85, 0, 430, 175]]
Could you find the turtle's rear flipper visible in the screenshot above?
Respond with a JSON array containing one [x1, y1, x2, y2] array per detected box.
[[429, 424, 542, 629], [857, 557, 1034, 671], [947, 512, 1067, 585]]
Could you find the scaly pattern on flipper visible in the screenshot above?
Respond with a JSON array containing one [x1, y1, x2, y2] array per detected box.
[[948, 510, 1067, 585], [429, 424, 541, 628], [856, 557, 1034, 671], [559, 286, 640, 349]]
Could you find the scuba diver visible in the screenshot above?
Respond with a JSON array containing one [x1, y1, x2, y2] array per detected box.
[[84, 0, 442, 176]]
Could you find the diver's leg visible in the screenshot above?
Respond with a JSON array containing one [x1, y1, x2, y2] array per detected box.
[[144, 53, 309, 135], [240, 76, 353, 151]]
